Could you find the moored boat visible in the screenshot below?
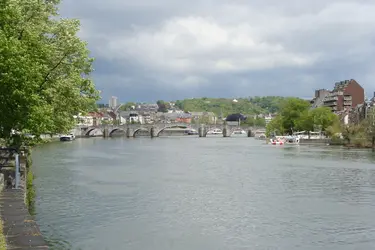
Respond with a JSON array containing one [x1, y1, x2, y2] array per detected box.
[[269, 136, 300, 145], [60, 133, 75, 141], [270, 138, 284, 145]]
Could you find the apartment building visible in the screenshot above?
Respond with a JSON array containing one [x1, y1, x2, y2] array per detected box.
[[322, 79, 364, 112]]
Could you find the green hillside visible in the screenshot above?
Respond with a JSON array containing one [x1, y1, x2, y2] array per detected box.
[[174, 96, 287, 117]]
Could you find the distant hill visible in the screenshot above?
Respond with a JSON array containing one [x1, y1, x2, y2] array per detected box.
[[174, 96, 287, 117]]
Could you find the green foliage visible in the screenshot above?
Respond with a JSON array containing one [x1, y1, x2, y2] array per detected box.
[[309, 107, 339, 131], [279, 98, 311, 133], [266, 99, 339, 136], [26, 169, 36, 214], [0, 219, 5, 250], [241, 116, 266, 127], [249, 96, 287, 113], [174, 97, 284, 118], [156, 100, 170, 113], [266, 115, 284, 136], [174, 100, 184, 110], [341, 124, 363, 144], [363, 109, 375, 141], [0, 0, 99, 147], [118, 102, 136, 111]]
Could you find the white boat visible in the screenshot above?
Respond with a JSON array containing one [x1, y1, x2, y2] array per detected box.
[[269, 136, 299, 145], [60, 133, 75, 141], [284, 136, 300, 145], [207, 129, 223, 135]]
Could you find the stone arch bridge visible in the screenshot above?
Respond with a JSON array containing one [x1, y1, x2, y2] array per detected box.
[[79, 123, 262, 138]]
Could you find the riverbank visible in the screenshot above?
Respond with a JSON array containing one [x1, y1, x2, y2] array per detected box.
[[0, 148, 48, 249], [0, 221, 5, 250], [0, 189, 48, 249]]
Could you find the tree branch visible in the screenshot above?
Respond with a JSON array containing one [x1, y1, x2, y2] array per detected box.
[[39, 53, 68, 92]]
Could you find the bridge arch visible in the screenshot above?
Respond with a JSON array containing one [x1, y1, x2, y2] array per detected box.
[[132, 128, 150, 137], [156, 124, 190, 137], [205, 127, 223, 136], [85, 127, 101, 136], [109, 128, 126, 136]]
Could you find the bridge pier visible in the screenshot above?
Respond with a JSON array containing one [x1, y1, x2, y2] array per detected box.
[[247, 129, 252, 137], [198, 125, 206, 137], [126, 128, 131, 138], [103, 128, 109, 138], [223, 126, 230, 137], [150, 127, 155, 138]]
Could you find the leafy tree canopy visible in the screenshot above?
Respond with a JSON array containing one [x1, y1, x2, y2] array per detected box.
[[173, 97, 287, 118], [266, 99, 339, 136], [0, 0, 99, 146]]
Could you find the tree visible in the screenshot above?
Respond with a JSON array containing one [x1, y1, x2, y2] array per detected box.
[[341, 124, 363, 145], [156, 100, 168, 112], [295, 110, 314, 132], [174, 100, 184, 110], [241, 117, 266, 127], [309, 107, 339, 131], [279, 98, 311, 134], [266, 115, 284, 137], [295, 107, 339, 136], [119, 102, 136, 111], [0, 0, 99, 147], [363, 108, 375, 148]]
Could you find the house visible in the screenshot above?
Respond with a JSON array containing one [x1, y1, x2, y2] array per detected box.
[[119, 111, 144, 124], [75, 112, 105, 126], [135, 103, 159, 113], [322, 79, 364, 112], [189, 112, 217, 124], [175, 113, 192, 123], [101, 113, 114, 124], [265, 115, 273, 125]]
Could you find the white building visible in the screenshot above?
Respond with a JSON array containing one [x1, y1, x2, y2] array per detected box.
[[265, 115, 273, 125], [109, 96, 118, 108]]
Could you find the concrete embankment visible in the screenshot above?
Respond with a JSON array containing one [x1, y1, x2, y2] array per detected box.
[[299, 138, 331, 144], [0, 189, 48, 249], [0, 150, 48, 249]]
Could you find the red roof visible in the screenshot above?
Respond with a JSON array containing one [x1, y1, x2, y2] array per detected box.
[[88, 112, 104, 118]]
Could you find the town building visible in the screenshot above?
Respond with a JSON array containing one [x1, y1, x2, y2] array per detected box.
[[119, 111, 144, 124], [265, 115, 273, 125], [190, 112, 217, 124], [175, 113, 192, 123], [109, 96, 118, 108], [75, 112, 105, 126], [322, 79, 364, 112], [135, 103, 159, 113], [310, 89, 330, 109]]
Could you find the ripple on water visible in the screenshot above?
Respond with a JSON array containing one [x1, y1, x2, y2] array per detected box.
[[32, 138, 375, 250]]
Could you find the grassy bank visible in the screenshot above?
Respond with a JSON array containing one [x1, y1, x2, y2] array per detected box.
[[0, 219, 6, 250]]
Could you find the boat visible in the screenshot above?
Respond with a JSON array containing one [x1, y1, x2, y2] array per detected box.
[[270, 138, 284, 145], [269, 136, 300, 145], [185, 129, 198, 135], [207, 129, 223, 135], [284, 136, 300, 145], [60, 133, 75, 141]]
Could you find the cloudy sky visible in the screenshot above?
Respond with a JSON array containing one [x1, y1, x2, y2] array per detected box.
[[60, 0, 375, 103]]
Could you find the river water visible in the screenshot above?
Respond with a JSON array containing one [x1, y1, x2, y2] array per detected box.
[[32, 137, 375, 250]]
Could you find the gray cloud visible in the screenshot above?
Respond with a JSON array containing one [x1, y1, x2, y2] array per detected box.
[[60, 0, 375, 102]]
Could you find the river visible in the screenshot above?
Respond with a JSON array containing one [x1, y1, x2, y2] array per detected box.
[[31, 137, 375, 250]]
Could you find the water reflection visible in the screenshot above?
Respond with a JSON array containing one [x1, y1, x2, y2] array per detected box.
[[32, 138, 375, 250]]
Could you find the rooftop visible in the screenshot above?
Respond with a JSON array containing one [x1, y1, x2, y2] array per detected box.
[[333, 79, 351, 92]]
